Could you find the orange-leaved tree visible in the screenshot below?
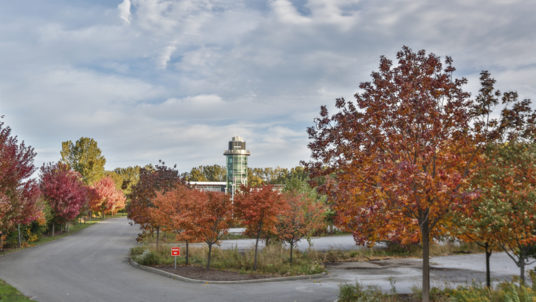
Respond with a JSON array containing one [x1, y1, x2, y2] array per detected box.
[[151, 184, 201, 263], [196, 191, 233, 269], [461, 142, 536, 285], [454, 70, 536, 287], [234, 184, 286, 271], [276, 191, 326, 263], [305, 46, 483, 301], [127, 162, 180, 247]]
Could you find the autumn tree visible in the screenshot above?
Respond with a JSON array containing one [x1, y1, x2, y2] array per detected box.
[[305, 46, 486, 301], [234, 184, 285, 270], [469, 143, 536, 285], [453, 70, 536, 287], [0, 119, 41, 249], [127, 161, 181, 247], [90, 176, 126, 217], [277, 191, 326, 263], [151, 184, 201, 263], [40, 162, 88, 236], [61, 137, 106, 185], [196, 191, 233, 269]]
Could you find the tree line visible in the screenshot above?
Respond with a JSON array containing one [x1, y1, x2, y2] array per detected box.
[[0, 133, 132, 249], [127, 164, 327, 270], [182, 165, 307, 186]]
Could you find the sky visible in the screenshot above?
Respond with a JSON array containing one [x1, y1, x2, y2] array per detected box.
[[1, 0, 535, 173]]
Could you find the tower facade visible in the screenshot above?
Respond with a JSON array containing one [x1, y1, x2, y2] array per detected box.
[[224, 136, 250, 197]]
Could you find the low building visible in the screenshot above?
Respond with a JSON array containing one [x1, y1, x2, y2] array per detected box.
[[189, 181, 226, 193]]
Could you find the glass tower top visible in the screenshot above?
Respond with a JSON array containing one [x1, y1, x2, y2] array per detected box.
[[224, 136, 250, 198]]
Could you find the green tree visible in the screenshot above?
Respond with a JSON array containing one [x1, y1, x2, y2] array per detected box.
[[114, 166, 141, 197], [60, 137, 106, 185], [184, 165, 227, 182]]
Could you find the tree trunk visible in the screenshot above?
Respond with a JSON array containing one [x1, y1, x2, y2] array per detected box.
[[254, 229, 262, 271], [289, 241, 294, 264], [17, 224, 22, 248], [185, 241, 189, 265], [156, 227, 160, 250], [421, 219, 430, 302], [520, 255, 526, 285], [485, 242, 492, 288], [207, 243, 213, 270], [52, 223, 55, 237]]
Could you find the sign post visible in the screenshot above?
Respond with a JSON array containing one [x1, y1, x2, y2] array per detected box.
[[171, 247, 180, 269]]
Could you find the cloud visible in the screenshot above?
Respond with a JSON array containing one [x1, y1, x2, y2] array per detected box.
[[118, 0, 132, 24], [1, 0, 536, 173]]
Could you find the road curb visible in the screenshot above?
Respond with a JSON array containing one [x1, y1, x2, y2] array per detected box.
[[128, 257, 327, 284]]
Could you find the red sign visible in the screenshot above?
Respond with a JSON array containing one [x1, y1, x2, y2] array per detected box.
[[171, 247, 180, 256]]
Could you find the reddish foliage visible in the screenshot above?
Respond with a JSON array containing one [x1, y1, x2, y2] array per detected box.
[[0, 119, 41, 233], [305, 46, 482, 301], [151, 184, 202, 264], [196, 191, 233, 269], [126, 162, 181, 231], [40, 162, 88, 224], [90, 176, 126, 216], [277, 192, 326, 262], [234, 184, 286, 270]]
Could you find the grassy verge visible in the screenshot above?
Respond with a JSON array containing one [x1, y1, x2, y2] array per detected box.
[[2, 214, 126, 254], [338, 278, 536, 302], [131, 244, 325, 276], [0, 279, 35, 302]]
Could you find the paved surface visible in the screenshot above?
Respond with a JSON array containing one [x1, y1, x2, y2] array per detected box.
[[0, 217, 531, 301], [0, 217, 338, 302], [214, 234, 362, 252]]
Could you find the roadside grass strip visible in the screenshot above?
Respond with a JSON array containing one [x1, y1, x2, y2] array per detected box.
[[0, 279, 35, 302]]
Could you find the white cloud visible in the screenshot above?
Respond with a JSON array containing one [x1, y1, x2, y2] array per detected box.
[[118, 0, 132, 24], [1, 0, 536, 172]]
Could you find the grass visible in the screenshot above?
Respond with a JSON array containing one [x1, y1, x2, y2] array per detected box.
[[302, 241, 482, 264], [0, 279, 35, 302], [131, 243, 326, 276], [338, 280, 536, 302]]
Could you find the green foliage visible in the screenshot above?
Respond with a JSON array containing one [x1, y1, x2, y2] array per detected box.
[[184, 165, 227, 182], [60, 137, 106, 185], [339, 283, 394, 302], [113, 166, 141, 197]]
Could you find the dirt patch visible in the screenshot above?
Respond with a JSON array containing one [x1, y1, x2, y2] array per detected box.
[[152, 265, 274, 281]]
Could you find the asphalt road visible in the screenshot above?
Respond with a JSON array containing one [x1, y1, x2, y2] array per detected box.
[[0, 218, 530, 301], [0, 217, 339, 302]]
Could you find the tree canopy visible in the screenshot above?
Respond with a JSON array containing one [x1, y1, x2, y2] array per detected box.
[[61, 137, 106, 185]]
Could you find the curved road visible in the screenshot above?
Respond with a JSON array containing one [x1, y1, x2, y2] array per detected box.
[[0, 218, 530, 301], [0, 218, 338, 302]]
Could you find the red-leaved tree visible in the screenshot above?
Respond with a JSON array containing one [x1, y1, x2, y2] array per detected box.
[[127, 162, 181, 246], [90, 176, 126, 217], [277, 192, 326, 263], [0, 119, 41, 249], [234, 185, 286, 271], [151, 184, 201, 264], [196, 191, 233, 269], [305, 46, 483, 301], [40, 162, 88, 236]]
